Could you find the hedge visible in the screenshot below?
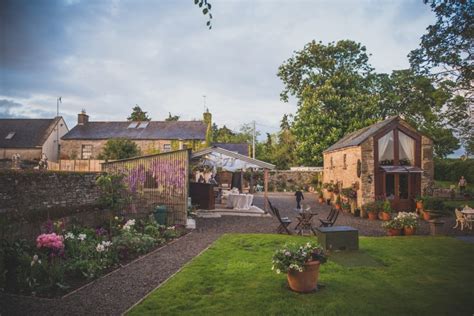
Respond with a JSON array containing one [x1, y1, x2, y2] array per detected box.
[[434, 158, 474, 183]]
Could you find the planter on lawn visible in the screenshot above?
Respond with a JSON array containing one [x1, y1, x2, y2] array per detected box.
[[403, 227, 416, 236], [387, 228, 401, 236], [287, 261, 321, 293]]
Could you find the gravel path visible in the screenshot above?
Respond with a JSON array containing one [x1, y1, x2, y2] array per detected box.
[[2, 193, 471, 315]]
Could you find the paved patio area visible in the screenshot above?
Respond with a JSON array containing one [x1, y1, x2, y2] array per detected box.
[[2, 193, 471, 315]]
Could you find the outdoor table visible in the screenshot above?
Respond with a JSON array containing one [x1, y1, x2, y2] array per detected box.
[[295, 211, 318, 236], [461, 207, 474, 230], [226, 193, 254, 211]]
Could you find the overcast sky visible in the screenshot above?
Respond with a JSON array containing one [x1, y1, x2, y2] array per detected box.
[[0, 0, 435, 138]]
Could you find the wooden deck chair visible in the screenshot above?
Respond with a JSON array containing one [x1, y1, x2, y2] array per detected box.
[[273, 207, 292, 234], [319, 209, 340, 227]]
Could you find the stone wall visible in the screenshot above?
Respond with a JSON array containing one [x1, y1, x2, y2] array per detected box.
[[0, 170, 102, 239], [266, 170, 322, 192]]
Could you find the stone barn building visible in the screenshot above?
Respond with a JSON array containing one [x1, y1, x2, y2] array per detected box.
[[61, 111, 212, 159], [323, 116, 434, 212]]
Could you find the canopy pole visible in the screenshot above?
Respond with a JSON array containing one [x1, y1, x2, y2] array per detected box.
[[264, 168, 269, 212], [249, 168, 254, 194]]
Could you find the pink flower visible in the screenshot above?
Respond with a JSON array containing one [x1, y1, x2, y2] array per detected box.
[[36, 233, 64, 251]]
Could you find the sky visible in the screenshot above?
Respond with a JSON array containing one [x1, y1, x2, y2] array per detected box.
[[0, 0, 435, 140]]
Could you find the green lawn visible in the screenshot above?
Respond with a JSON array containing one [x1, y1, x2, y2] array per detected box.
[[435, 180, 473, 190], [129, 234, 474, 316]]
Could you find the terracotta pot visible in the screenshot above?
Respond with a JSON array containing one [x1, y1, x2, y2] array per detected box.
[[380, 212, 391, 221], [335, 204, 341, 210], [387, 228, 401, 236], [318, 197, 324, 204], [416, 201, 423, 210], [422, 211, 431, 221], [403, 227, 416, 236], [287, 261, 321, 293], [367, 212, 378, 220]]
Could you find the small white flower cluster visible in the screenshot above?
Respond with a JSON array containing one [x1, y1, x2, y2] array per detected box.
[[289, 264, 303, 272], [166, 226, 175, 230], [395, 212, 418, 220], [64, 232, 87, 241], [123, 219, 136, 231], [30, 254, 42, 267], [96, 241, 113, 253]]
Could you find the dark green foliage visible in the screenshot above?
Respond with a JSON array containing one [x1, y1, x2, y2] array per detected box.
[[165, 112, 180, 121], [98, 138, 140, 161], [423, 197, 445, 212], [194, 0, 212, 29], [434, 158, 474, 183], [96, 174, 128, 210], [127, 105, 151, 121]]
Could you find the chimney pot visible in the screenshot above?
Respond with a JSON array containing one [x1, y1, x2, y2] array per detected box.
[[78, 111, 89, 125]]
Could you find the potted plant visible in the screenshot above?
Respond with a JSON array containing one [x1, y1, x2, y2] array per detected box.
[[380, 199, 392, 221], [272, 242, 327, 293], [316, 188, 324, 204], [415, 196, 424, 210], [422, 198, 445, 221], [382, 219, 402, 236], [395, 212, 419, 235], [334, 195, 342, 210], [363, 201, 379, 220]]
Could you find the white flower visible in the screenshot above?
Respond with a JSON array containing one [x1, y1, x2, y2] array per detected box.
[[123, 219, 136, 231], [285, 251, 291, 256], [96, 244, 105, 252], [102, 241, 112, 247], [31, 254, 40, 267], [64, 232, 75, 240], [77, 233, 87, 241], [276, 269, 281, 274], [167, 226, 175, 230]]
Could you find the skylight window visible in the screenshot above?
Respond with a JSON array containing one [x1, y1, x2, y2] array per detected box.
[[128, 122, 139, 128], [138, 122, 149, 128], [5, 132, 15, 140]]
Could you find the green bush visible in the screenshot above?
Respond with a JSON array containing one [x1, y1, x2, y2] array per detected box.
[[434, 158, 474, 183], [423, 197, 445, 212]]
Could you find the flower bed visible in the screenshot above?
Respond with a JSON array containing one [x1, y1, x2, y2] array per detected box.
[[0, 216, 186, 298]]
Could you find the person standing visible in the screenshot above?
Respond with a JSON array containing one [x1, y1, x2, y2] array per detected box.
[[459, 176, 467, 194], [295, 189, 304, 210]]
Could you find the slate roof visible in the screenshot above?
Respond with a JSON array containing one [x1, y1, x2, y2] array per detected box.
[[324, 116, 400, 153], [62, 121, 207, 140], [0, 118, 61, 148], [211, 143, 249, 156]]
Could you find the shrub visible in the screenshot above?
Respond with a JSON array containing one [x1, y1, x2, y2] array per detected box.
[[96, 174, 128, 210], [434, 158, 474, 183], [424, 197, 445, 212]]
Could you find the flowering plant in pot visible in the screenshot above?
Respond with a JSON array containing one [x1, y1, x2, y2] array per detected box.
[[380, 199, 392, 221], [382, 219, 403, 236], [395, 212, 419, 235], [272, 242, 327, 293], [363, 201, 379, 220], [316, 188, 324, 204], [415, 196, 424, 210], [334, 195, 342, 210]]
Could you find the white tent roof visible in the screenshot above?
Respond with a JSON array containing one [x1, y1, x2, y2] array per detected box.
[[191, 146, 275, 172]]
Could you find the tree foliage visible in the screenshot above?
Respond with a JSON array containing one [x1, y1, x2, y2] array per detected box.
[[278, 40, 467, 165], [165, 112, 180, 121], [409, 0, 473, 94], [98, 138, 140, 161], [194, 0, 212, 29], [127, 105, 151, 121]]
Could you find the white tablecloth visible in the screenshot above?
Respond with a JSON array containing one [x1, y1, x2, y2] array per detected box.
[[227, 193, 254, 210]]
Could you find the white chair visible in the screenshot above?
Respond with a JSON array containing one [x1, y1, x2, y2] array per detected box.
[[453, 209, 470, 230]]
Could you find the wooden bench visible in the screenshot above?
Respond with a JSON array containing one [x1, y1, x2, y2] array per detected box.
[[316, 226, 359, 251]]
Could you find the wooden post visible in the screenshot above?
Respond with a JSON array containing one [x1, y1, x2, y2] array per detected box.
[[264, 168, 269, 212], [249, 168, 254, 194]]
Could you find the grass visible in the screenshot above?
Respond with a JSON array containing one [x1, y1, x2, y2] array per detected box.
[[435, 180, 473, 190], [128, 234, 474, 316]]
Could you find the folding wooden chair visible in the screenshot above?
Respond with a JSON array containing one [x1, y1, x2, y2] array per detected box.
[[319, 209, 340, 227], [274, 207, 292, 234]]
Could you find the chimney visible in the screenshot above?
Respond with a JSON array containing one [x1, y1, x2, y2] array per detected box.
[[78, 109, 89, 125]]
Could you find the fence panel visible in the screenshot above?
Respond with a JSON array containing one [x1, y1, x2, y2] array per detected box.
[[102, 150, 189, 226], [48, 160, 104, 172]]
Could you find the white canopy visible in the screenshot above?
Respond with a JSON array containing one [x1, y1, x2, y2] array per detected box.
[[191, 147, 275, 172]]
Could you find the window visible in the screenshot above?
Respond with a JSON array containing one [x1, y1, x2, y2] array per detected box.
[[399, 174, 409, 199], [5, 132, 15, 140], [163, 144, 171, 152], [137, 122, 149, 128], [81, 145, 93, 159], [378, 131, 394, 164], [343, 154, 347, 169], [398, 132, 415, 166], [385, 174, 395, 199], [330, 157, 334, 169], [128, 122, 139, 128]]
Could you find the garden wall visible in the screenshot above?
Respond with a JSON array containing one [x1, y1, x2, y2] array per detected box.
[[0, 170, 104, 240], [266, 170, 322, 192]]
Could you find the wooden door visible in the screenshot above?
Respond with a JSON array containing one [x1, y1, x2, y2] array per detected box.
[[383, 173, 416, 211]]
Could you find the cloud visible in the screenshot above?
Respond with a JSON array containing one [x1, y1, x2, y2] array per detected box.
[[0, 0, 435, 138]]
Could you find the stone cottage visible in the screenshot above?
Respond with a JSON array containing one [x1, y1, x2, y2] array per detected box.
[[322, 116, 434, 212], [0, 117, 69, 162], [61, 110, 212, 159]]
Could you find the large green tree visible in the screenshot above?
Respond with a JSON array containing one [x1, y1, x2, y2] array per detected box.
[[98, 138, 140, 161], [127, 105, 151, 121], [278, 40, 379, 165]]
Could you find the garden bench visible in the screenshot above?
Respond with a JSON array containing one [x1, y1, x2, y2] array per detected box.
[[316, 226, 359, 251]]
